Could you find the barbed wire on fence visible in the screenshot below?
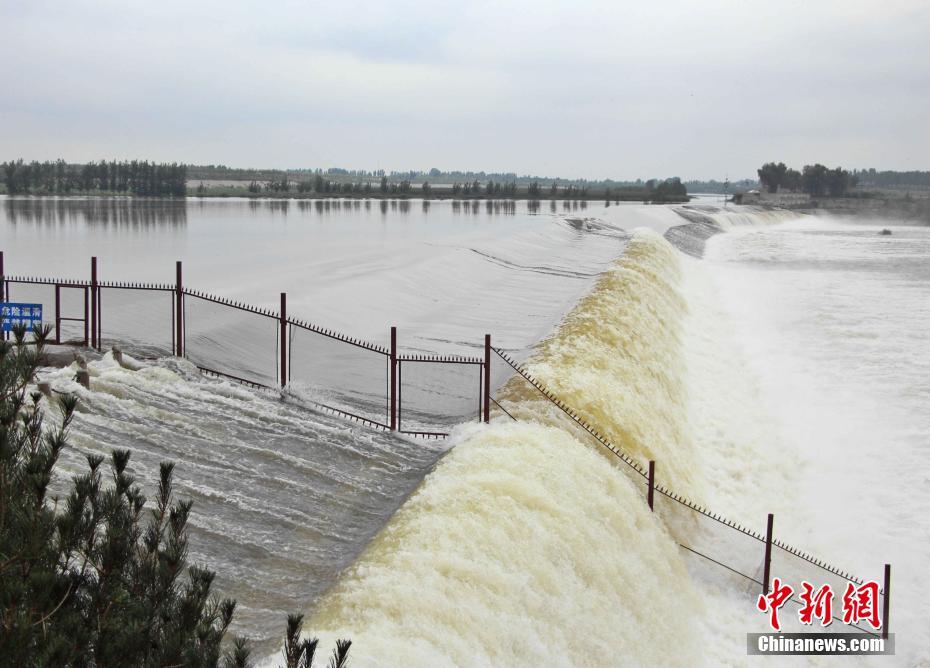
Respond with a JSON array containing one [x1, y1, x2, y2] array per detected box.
[[98, 280, 174, 291], [6, 275, 90, 287], [288, 316, 389, 355], [184, 288, 279, 319], [397, 353, 483, 364], [492, 346, 874, 591]]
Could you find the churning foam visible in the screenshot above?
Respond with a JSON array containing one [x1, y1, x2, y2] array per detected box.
[[307, 230, 715, 666], [309, 422, 703, 667], [497, 230, 701, 496]]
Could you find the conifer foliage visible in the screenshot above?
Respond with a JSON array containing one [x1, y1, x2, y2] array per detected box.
[[0, 325, 350, 666]]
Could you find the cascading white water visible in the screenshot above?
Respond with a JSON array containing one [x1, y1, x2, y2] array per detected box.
[[38, 353, 449, 657], [697, 214, 930, 664], [306, 232, 708, 666], [308, 420, 705, 667], [303, 210, 928, 666]]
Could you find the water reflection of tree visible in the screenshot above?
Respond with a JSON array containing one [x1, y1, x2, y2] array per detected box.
[[449, 199, 517, 216], [3, 197, 187, 227], [3, 197, 532, 230], [248, 199, 291, 214], [240, 197, 527, 218], [240, 197, 380, 216]]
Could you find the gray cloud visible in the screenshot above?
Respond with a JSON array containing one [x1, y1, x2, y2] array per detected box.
[[1, 0, 928, 179]]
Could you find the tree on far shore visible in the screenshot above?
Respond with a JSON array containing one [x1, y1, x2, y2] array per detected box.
[[649, 177, 687, 202], [2, 159, 187, 196], [757, 162, 788, 193], [801, 163, 829, 196], [758, 161, 853, 197]]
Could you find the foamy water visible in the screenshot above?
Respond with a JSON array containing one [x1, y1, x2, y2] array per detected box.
[[305, 215, 928, 666], [39, 354, 447, 655], [700, 216, 930, 664], [305, 232, 706, 666]]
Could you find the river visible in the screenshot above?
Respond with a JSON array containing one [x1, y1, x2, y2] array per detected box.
[[2, 196, 925, 664]]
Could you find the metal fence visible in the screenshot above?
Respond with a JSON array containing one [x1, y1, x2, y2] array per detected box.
[[0, 251, 893, 637], [491, 347, 893, 640], [0, 254, 494, 438]]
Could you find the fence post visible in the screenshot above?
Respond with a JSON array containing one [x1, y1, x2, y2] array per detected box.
[[54, 285, 61, 344], [390, 326, 397, 431], [175, 261, 183, 357], [762, 513, 774, 594], [90, 257, 98, 350], [280, 292, 287, 388], [882, 563, 891, 640], [648, 460, 655, 511], [483, 334, 491, 423], [83, 286, 89, 346]]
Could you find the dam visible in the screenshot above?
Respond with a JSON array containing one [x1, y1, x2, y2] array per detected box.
[[1, 197, 922, 664]]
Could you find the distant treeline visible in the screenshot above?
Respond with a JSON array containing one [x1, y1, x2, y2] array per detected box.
[[684, 178, 756, 194], [851, 169, 930, 189], [1, 159, 690, 201], [2, 159, 187, 196], [224, 175, 689, 202], [188, 163, 689, 192], [757, 162, 856, 197], [755, 162, 930, 196]]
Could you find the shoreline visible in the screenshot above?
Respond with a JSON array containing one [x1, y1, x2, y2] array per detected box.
[[0, 191, 693, 204], [0, 191, 691, 204], [734, 191, 930, 223]]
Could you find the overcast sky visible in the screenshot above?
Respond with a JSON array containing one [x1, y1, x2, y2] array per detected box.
[[1, 0, 928, 180]]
